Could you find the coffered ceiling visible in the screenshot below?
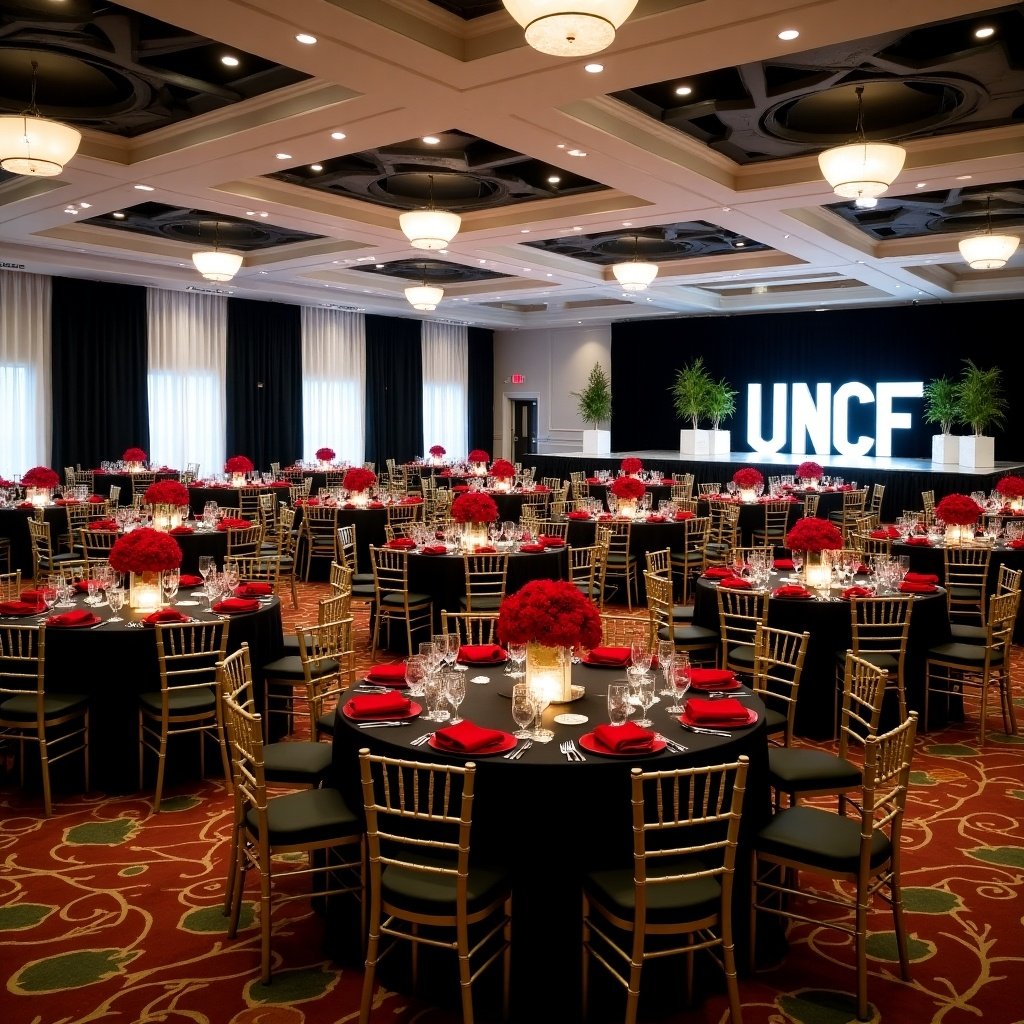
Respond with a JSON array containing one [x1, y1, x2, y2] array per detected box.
[[1, 0, 1022, 328]]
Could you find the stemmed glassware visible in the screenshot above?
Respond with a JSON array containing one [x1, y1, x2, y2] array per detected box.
[[404, 654, 427, 697], [529, 682, 553, 742], [507, 642, 526, 679], [106, 586, 126, 622], [162, 568, 180, 607], [630, 636, 653, 677], [606, 681, 632, 726], [635, 676, 657, 728], [445, 671, 466, 724], [657, 640, 675, 696], [511, 683, 536, 739], [198, 556, 215, 585], [421, 671, 451, 723], [665, 654, 691, 714]]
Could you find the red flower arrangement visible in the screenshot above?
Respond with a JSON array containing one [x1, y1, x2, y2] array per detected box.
[[451, 492, 499, 524], [109, 527, 183, 573], [144, 480, 189, 506], [795, 461, 824, 480], [88, 519, 120, 532], [732, 467, 764, 489], [785, 516, 843, 552], [217, 517, 254, 531], [21, 466, 60, 488], [935, 493, 983, 526], [610, 476, 646, 501], [224, 455, 254, 474], [995, 476, 1024, 499], [315, 447, 336, 462], [123, 447, 147, 462], [490, 459, 515, 479], [620, 457, 643, 475], [497, 579, 603, 650], [429, 444, 446, 457], [343, 467, 377, 492], [468, 449, 490, 463]]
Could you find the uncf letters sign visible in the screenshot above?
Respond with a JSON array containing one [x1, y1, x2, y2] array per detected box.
[[746, 381, 924, 457]]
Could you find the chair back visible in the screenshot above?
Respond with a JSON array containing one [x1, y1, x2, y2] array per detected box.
[[801, 492, 820, 517], [80, 527, 118, 564], [750, 623, 810, 746], [755, 499, 792, 543], [462, 551, 509, 610], [535, 519, 568, 540], [370, 545, 412, 601], [130, 472, 157, 503], [0, 622, 45, 712], [868, 483, 886, 526], [697, 482, 721, 495], [329, 560, 353, 596], [569, 543, 605, 603], [645, 547, 671, 579], [225, 553, 279, 590], [836, 651, 889, 762], [387, 502, 423, 532], [221, 686, 269, 823], [996, 563, 1022, 597], [440, 610, 499, 645], [704, 503, 741, 568], [153, 620, 229, 713], [336, 522, 359, 573], [238, 487, 263, 522], [716, 586, 770, 675], [644, 570, 673, 647], [921, 489, 936, 526], [294, 617, 355, 722], [848, 593, 913, 673], [942, 544, 992, 626], [225, 523, 264, 557], [0, 570, 22, 601]]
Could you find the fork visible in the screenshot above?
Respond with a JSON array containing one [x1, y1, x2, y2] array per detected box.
[[655, 733, 689, 753], [560, 740, 584, 762], [567, 739, 586, 761], [410, 732, 434, 747], [503, 739, 532, 760]]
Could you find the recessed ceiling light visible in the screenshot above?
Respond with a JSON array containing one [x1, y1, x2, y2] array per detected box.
[[330, 131, 346, 140], [584, 63, 603, 73], [916, 182, 927, 188], [572, 226, 582, 232], [854, 196, 877, 208], [547, 175, 561, 184], [520, 229, 530, 233], [112, 211, 125, 218], [778, 29, 799, 41], [622, 221, 632, 227], [258, 271, 268, 275], [975, 26, 995, 39], [422, 136, 440, 145], [258, 212, 269, 218], [479, 259, 487, 264], [246, 211, 256, 216], [295, 33, 317, 44], [556, 143, 566, 149], [567, 148, 586, 157], [956, 174, 972, 180], [79, 202, 90, 208], [134, 184, 154, 191], [721, 207, 730, 212], [546, 273, 553, 277], [275, 152, 291, 160], [438, 249, 448, 254], [674, 85, 692, 96], [310, 163, 323, 171], [735, 240, 746, 247], [221, 55, 239, 67]]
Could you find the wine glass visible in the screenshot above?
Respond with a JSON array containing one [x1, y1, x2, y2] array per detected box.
[[635, 676, 657, 728], [529, 681, 553, 742], [607, 681, 632, 727], [790, 551, 804, 577], [162, 568, 180, 606], [421, 671, 450, 723], [507, 641, 527, 679], [666, 655, 691, 714], [445, 632, 463, 672], [630, 636, 653, 676], [106, 586, 126, 622], [511, 683, 535, 739], [198, 555, 215, 583], [657, 640, 675, 696], [404, 654, 427, 697], [40, 586, 57, 612], [445, 671, 466, 724], [419, 641, 441, 678]]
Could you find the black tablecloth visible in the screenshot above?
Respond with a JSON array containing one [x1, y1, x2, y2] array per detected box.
[[0, 505, 65, 576], [90, 470, 178, 498], [696, 497, 801, 546]]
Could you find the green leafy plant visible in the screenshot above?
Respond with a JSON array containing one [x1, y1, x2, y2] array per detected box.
[[571, 362, 612, 429], [705, 377, 738, 430], [670, 357, 715, 429], [921, 375, 961, 435], [955, 359, 1007, 436]]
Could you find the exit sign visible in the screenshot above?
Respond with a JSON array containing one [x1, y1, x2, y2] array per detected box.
[[510, 373, 526, 384]]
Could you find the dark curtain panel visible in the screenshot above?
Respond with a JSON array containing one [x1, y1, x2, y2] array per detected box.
[[611, 300, 1024, 460], [364, 315, 423, 466], [225, 298, 302, 471], [467, 326, 494, 454], [51, 277, 148, 472]]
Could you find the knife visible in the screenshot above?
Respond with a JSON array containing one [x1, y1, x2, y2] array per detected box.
[[356, 720, 412, 729], [677, 722, 733, 738]]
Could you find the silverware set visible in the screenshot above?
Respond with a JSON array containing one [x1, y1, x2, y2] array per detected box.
[[409, 732, 434, 746], [356, 720, 412, 729], [559, 740, 586, 761], [655, 733, 689, 753], [502, 740, 532, 760], [677, 721, 733, 738]]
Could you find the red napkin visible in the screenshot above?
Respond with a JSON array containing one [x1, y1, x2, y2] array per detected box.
[[88, 495, 106, 503], [773, 584, 812, 598], [346, 690, 412, 718], [169, 525, 194, 535], [586, 646, 631, 666], [685, 697, 750, 724], [518, 543, 545, 553], [871, 526, 901, 539], [675, 510, 695, 520], [592, 722, 655, 753], [688, 668, 736, 687], [567, 511, 592, 520], [646, 514, 666, 523], [0, 599, 47, 616], [73, 580, 99, 593], [385, 538, 417, 549], [458, 644, 507, 664], [368, 501, 385, 509], [217, 518, 253, 531], [472, 545, 498, 554], [421, 545, 448, 555], [46, 610, 97, 627], [400, 496, 423, 504], [659, 478, 673, 486], [904, 572, 938, 584], [452, 484, 470, 492], [235, 582, 273, 596], [19, 589, 47, 601], [17, 502, 34, 509], [537, 536, 565, 548], [1011, 539, 1024, 549], [143, 609, 190, 625], [432, 720, 507, 752], [899, 581, 937, 593], [179, 574, 202, 587], [586, 477, 602, 485], [366, 663, 409, 682], [718, 576, 752, 589], [702, 567, 734, 579], [905, 536, 932, 546], [297, 498, 320, 506], [54, 498, 79, 506], [88, 520, 119, 531], [773, 558, 794, 570], [841, 586, 874, 600], [212, 597, 260, 613]]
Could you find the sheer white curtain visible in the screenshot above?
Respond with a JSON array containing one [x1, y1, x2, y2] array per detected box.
[[146, 288, 227, 474], [421, 321, 468, 458], [300, 307, 366, 465], [0, 271, 51, 478]]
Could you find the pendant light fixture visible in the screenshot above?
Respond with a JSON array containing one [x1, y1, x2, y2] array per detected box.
[[399, 174, 461, 250], [501, 0, 639, 57], [958, 196, 1020, 270], [611, 235, 658, 292], [817, 85, 906, 200], [0, 61, 82, 177], [405, 265, 443, 311], [191, 220, 243, 282]]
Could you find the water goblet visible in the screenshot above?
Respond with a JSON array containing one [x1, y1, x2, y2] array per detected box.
[[40, 586, 58, 612], [511, 683, 536, 739], [626, 663, 645, 707], [665, 656, 691, 714], [162, 568, 180, 606], [657, 640, 676, 696], [445, 671, 466, 724], [635, 676, 657, 728], [790, 551, 804, 577], [404, 654, 427, 697], [433, 634, 453, 669], [607, 681, 632, 727], [106, 586, 126, 622], [422, 671, 450, 723], [198, 555, 215, 582], [630, 636, 653, 676], [419, 641, 441, 677], [529, 681, 553, 742], [85, 578, 101, 606], [507, 641, 526, 679]]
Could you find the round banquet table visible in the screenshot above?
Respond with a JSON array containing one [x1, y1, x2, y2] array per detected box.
[[696, 496, 801, 546], [330, 662, 769, 1022], [0, 504, 66, 576], [187, 483, 289, 517], [581, 479, 674, 511], [787, 487, 848, 520], [693, 572, 950, 737], [30, 588, 283, 793], [89, 469, 179, 498]]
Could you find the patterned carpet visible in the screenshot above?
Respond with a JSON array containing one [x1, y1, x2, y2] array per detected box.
[[1, 581, 1022, 1024]]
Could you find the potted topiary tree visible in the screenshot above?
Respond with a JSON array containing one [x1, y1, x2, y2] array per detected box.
[[572, 361, 612, 455], [706, 376, 738, 455], [922, 374, 962, 465], [956, 359, 1007, 470], [671, 357, 714, 456]]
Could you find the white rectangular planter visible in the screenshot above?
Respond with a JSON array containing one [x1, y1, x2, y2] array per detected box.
[[680, 429, 710, 456], [931, 434, 959, 464], [581, 429, 611, 455], [709, 429, 731, 455], [958, 435, 995, 470]]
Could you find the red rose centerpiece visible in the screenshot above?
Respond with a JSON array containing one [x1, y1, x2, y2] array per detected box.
[[22, 466, 59, 506], [497, 579, 603, 702], [620, 456, 643, 476], [785, 516, 843, 589], [224, 455, 254, 486], [996, 475, 1024, 511], [315, 447, 336, 467], [109, 527, 182, 610], [428, 444, 446, 464], [144, 479, 190, 530], [610, 474, 646, 516], [490, 459, 516, 491], [732, 467, 764, 502], [935, 493, 984, 544], [795, 461, 824, 487], [468, 449, 490, 476], [452, 491, 499, 550], [343, 466, 377, 506], [123, 447, 148, 471]]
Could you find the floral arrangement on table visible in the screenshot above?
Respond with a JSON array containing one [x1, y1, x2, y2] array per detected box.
[[935, 494, 983, 526], [995, 475, 1024, 499], [733, 467, 764, 490], [343, 467, 377, 493], [610, 476, 646, 502], [490, 459, 515, 479], [217, 517, 254, 531], [224, 455, 254, 474], [88, 518, 120, 532], [109, 527, 183, 573], [315, 447, 336, 463], [144, 480, 189, 506], [785, 516, 843, 553], [123, 447, 147, 464], [795, 461, 824, 481], [468, 449, 490, 463], [21, 466, 60, 489], [620, 456, 643, 475], [428, 444, 446, 458], [451, 492, 499, 524]]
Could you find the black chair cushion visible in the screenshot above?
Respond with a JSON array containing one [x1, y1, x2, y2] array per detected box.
[[381, 592, 431, 607], [926, 643, 1003, 667], [263, 740, 333, 784], [948, 624, 987, 644], [262, 655, 340, 680], [459, 596, 502, 611], [761, 706, 787, 735], [726, 646, 756, 668], [138, 687, 217, 714], [834, 650, 898, 673], [672, 605, 695, 621], [584, 856, 722, 924], [247, 786, 360, 844], [657, 624, 718, 645], [0, 692, 89, 720], [755, 804, 891, 873], [768, 748, 861, 792], [381, 854, 510, 916]]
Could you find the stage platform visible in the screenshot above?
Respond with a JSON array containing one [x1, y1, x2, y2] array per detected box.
[[529, 449, 1024, 525]]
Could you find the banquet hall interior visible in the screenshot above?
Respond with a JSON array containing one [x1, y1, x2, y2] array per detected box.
[[1, 2, 1023, 1023]]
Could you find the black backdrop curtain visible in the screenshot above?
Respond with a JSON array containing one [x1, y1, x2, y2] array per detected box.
[[364, 315, 423, 466], [50, 277, 148, 473], [225, 298, 302, 470], [611, 300, 1024, 460], [467, 326, 494, 453]]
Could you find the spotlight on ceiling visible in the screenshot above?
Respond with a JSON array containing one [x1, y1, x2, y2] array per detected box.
[[501, 0, 639, 57]]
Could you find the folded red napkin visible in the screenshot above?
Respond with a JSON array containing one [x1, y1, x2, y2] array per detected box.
[[88, 494, 106, 503], [368, 501, 385, 509], [19, 589, 47, 601], [458, 644, 507, 664], [904, 572, 938, 584], [659, 478, 673, 486], [675, 510, 695, 520], [773, 584, 812, 598], [297, 498, 320, 506], [592, 722, 655, 753], [400, 496, 423, 504], [17, 502, 34, 509], [586, 645, 631, 666], [217, 518, 253, 531], [841, 586, 874, 600], [645, 514, 666, 523], [143, 608, 190, 625], [88, 519, 119, 531], [597, 513, 613, 522], [905, 536, 932, 546], [0, 599, 47, 615], [73, 580, 99, 593], [871, 526, 901, 539], [433, 720, 507, 752], [346, 690, 412, 718], [1011, 539, 1024, 549], [518, 543, 545, 553], [773, 558, 794, 570], [235, 582, 273, 596], [688, 668, 736, 687], [567, 511, 592, 520], [366, 663, 409, 682], [586, 477, 602, 484], [212, 597, 260, 613], [472, 545, 498, 553], [46, 610, 97, 627], [718, 576, 752, 589], [702, 566, 733, 579], [452, 484, 470, 492], [855, 563, 871, 574], [385, 538, 417, 549], [421, 544, 448, 555], [169, 525, 194, 535], [538, 536, 565, 547], [54, 498, 79, 506], [899, 581, 937, 593], [179, 574, 202, 588], [685, 697, 750, 724]]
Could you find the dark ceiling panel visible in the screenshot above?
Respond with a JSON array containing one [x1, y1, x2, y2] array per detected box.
[[423, 1, 504, 18], [353, 258, 508, 284]]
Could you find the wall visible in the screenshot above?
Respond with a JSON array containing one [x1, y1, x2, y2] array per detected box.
[[492, 325, 610, 458]]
